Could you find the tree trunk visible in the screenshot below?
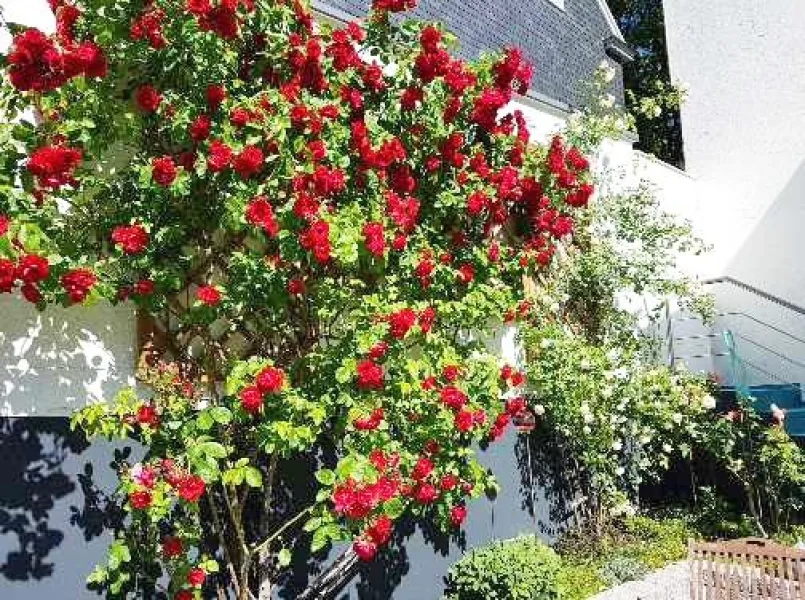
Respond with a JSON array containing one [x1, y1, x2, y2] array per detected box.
[[294, 548, 359, 600]]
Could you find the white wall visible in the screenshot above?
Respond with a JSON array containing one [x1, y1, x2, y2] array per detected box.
[[663, 0, 805, 298]]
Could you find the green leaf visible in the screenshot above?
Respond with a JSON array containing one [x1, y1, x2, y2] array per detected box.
[[383, 498, 405, 519], [210, 406, 233, 424], [315, 469, 335, 486], [303, 517, 322, 532], [244, 466, 263, 488], [198, 441, 228, 459], [278, 548, 292, 567], [196, 412, 214, 431]]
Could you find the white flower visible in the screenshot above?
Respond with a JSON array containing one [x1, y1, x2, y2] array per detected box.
[[613, 368, 630, 380], [615, 466, 625, 476], [195, 399, 210, 411], [606, 348, 622, 362], [672, 412, 683, 424], [583, 425, 592, 435], [702, 395, 717, 410], [533, 404, 546, 416], [612, 440, 623, 451], [662, 443, 673, 453], [580, 359, 592, 371], [540, 339, 554, 349], [601, 386, 613, 399]]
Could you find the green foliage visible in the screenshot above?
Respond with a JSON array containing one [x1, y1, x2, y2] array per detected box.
[[444, 536, 561, 600], [555, 515, 694, 600], [598, 556, 649, 587], [607, 0, 686, 168]]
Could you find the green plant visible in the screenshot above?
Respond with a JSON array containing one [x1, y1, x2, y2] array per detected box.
[[444, 535, 561, 600], [598, 555, 648, 587], [0, 0, 597, 597]]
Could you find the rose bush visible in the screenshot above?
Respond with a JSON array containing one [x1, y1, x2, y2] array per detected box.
[[0, 0, 594, 598]]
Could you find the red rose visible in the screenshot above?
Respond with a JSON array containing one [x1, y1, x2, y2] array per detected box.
[[233, 145, 264, 179], [112, 223, 149, 254], [134, 84, 162, 112], [440, 386, 468, 411], [411, 456, 433, 481], [353, 539, 377, 562], [0, 215, 8, 237], [354, 408, 384, 431], [388, 308, 417, 339], [454, 409, 474, 432], [440, 474, 459, 491], [196, 285, 222, 306], [442, 365, 460, 382], [506, 396, 527, 417], [137, 404, 160, 428], [229, 107, 251, 127], [133, 279, 155, 296], [419, 307, 436, 333], [177, 475, 206, 503], [368, 342, 389, 360], [129, 490, 152, 510], [256, 366, 285, 394], [356, 359, 384, 391], [206, 84, 226, 108], [162, 536, 184, 558], [17, 254, 50, 284], [174, 591, 193, 600], [245, 196, 279, 237], [372, 0, 417, 14], [450, 505, 467, 526], [299, 220, 331, 263], [367, 515, 393, 546], [362, 222, 386, 257], [27, 144, 82, 189], [287, 278, 306, 295], [21, 284, 42, 304], [240, 386, 263, 415], [152, 156, 177, 186], [0, 259, 16, 292], [61, 268, 97, 303], [457, 263, 475, 284], [189, 114, 212, 141], [207, 140, 232, 172], [414, 483, 439, 504], [187, 567, 206, 587]]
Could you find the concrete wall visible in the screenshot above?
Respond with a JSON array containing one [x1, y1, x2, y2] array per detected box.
[[662, 0, 805, 390]]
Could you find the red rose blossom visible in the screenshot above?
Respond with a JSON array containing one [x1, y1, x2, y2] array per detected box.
[[162, 536, 184, 558], [112, 224, 149, 254], [134, 84, 162, 112], [233, 145, 264, 179], [207, 140, 233, 172], [240, 386, 263, 415], [27, 144, 82, 189], [206, 84, 226, 108], [353, 539, 378, 562], [356, 359, 384, 391], [388, 308, 417, 339], [245, 196, 279, 237], [177, 475, 206, 503], [187, 567, 206, 587], [450, 505, 468, 526], [61, 268, 97, 303], [17, 254, 50, 284], [197, 285, 222, 306], [130, 490, 152, 510], [256, 366, 285, 394], [152, 156, 177, 186]]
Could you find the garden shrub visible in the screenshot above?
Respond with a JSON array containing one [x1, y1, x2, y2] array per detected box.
[[597, 555, 648, 587], [444, 535, 560, 600]]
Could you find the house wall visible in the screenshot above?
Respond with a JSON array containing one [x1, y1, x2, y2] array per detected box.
[[662, 0, 805, 390]]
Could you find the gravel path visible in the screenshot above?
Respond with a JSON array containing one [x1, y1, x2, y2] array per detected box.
[[591, 561, 690, 600]]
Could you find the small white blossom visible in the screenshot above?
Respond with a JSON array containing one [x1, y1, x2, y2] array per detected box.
[[702, 395, 717, 410], [533, 404, 546, 416], [612, 440, 623, 451]]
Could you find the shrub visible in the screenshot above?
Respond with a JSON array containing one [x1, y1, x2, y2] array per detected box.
[[598, 556, 649, 587], [444, 535, 561, 600]]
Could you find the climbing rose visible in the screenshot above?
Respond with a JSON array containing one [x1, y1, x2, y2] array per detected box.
[[455, 409, 474, 432], [363, 222, 386, 257], [111, 224, 149, 254], [137, 404, 160, 428], [187, 568, 206, 587], [61, 268, 97, 303], [367, 515, 393, 546], [189, 114, 212, 141], [233, 145, 264, 179], [356, 359, 384, 391], [177, 476, 206, 503], [27, 144, 82, 189], [372, 0, 417, 12], [240, 386, 263, 415], [245, 196, 279, 237], [162, 537, 184, 558], [256, 366, 285, 394], [0, 215, 8, 237], [197, 285, 222, 306], [414, 483, 439, 504], [129, 490, 152, 510], [206, 84, 226, 108], [440, 386, 468, 410], [388, 308, 417, 339], [152, 156, 177, 186], [411, 456, 434, 481], [207, 140, 233, 172], [450, 505, 467, 526], [134, 85, 162, 112], [353, 539, 377, 562], [17, 254, 50, 284], [174, 591, 193, 600]]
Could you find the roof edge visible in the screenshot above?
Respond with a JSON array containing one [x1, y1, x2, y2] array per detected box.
[[596, 0, 625, 42]]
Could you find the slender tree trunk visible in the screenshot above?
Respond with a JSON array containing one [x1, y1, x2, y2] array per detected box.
[[295, 549, 359, 600]]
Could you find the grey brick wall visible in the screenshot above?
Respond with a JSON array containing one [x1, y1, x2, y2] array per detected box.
[[318, 0, 624, 108]]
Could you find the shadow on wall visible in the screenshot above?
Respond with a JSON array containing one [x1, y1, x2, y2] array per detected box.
[[727, 159, 805, 309], [0, 418, 134, 600], [0, 298, 137, 416]]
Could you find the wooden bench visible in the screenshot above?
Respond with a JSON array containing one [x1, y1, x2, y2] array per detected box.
[[690, 538, 805, 599]]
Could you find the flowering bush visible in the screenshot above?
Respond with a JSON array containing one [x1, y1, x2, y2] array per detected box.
[[0, 0, 594, 597]]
